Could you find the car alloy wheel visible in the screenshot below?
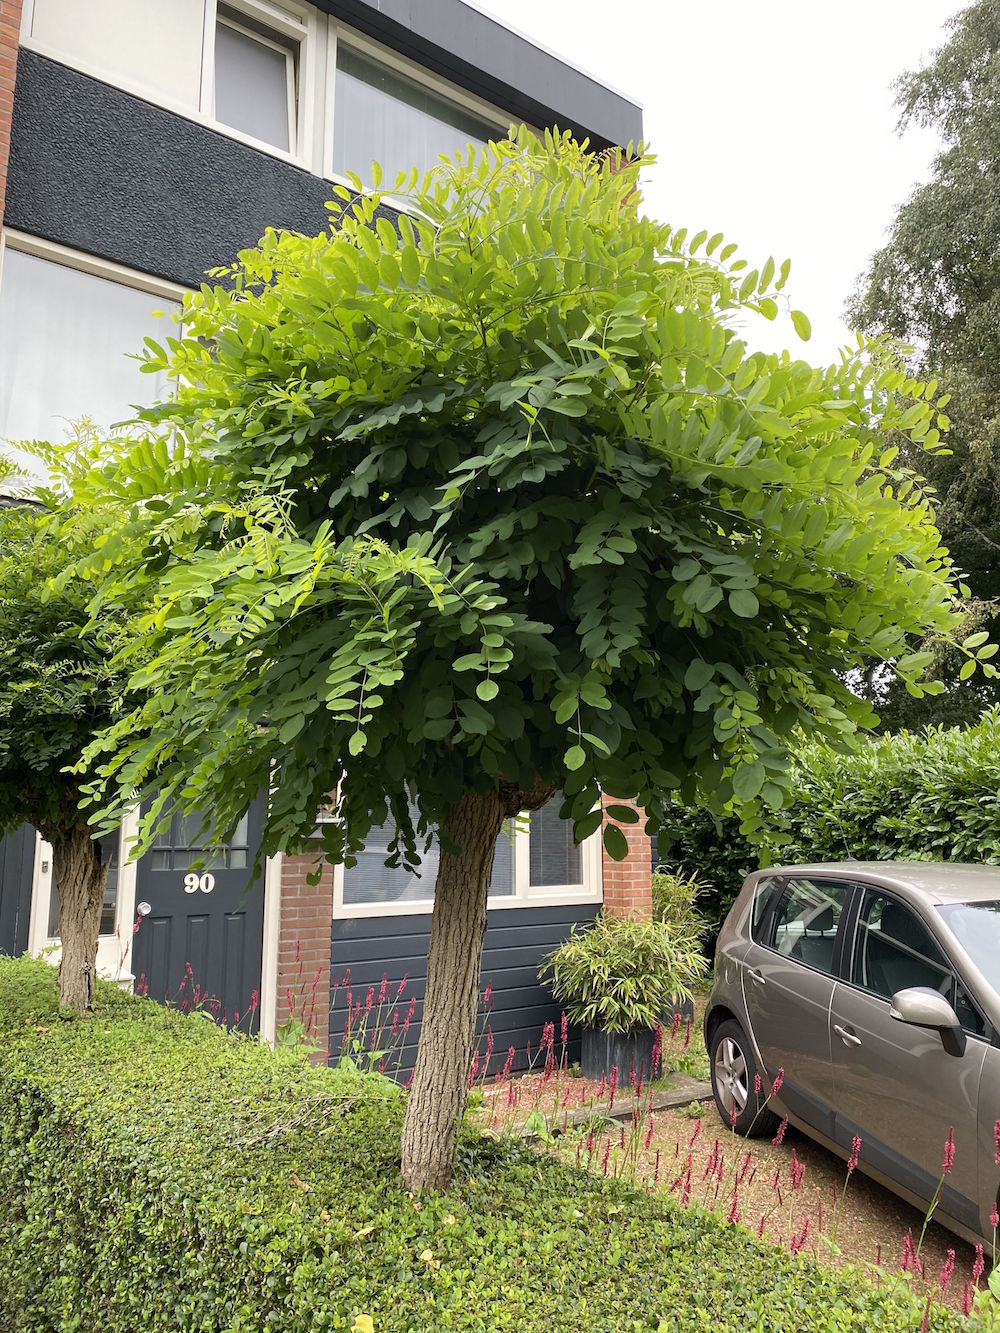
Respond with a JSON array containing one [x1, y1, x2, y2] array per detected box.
[[709, 1018, 780, 1137]]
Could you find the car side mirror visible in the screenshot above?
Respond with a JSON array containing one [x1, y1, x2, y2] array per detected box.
[[890, 987, 966, 1056]]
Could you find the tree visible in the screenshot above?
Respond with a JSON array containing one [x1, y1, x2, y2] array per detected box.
[[0, 454, 136, 1013], [849, 0, 1000, 728], [76, 131, 977, 1190]]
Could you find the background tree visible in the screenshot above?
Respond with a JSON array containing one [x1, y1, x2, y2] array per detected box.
[[76, 131, 978, 1191], [849, 0, 1000, 728], [0, 450, 136, 1013]]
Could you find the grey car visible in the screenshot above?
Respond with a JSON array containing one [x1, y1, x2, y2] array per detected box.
[[704, 862, 1000, 1247]]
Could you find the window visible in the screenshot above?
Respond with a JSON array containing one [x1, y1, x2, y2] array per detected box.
[[751, 876, 782, 940], [769, 877, 848, 975], [47, 833, 120, 939], [332, 45, 498, 187], [529, 799, 582, 888], [150, 809, 250, 871], [0, 243, 180, 452], [214, 4, 298, 152], [853, 891, 952, 1001], [338, 795, 594, 912]]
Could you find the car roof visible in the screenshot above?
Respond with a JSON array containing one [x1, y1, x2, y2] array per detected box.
[[754, 862, 1000, 907]]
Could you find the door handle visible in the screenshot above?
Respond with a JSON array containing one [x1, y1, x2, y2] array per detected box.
[[834, 1023, 862, 1048], [749, 968, 766, 986]]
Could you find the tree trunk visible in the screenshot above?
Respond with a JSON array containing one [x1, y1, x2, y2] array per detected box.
[[52, 823, 110, 1015], [399, 789, 506, 1192]]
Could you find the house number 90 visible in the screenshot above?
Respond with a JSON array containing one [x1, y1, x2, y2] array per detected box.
[[183, 872, 216, 894]]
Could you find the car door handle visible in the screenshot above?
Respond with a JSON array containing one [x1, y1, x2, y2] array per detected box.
[[749, 969, 766, 986], [833, 1024, 862, 1048]]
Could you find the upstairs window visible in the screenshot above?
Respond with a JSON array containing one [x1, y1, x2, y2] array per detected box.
[[214, 3, 300, 153], [332, 45, 498, 186]]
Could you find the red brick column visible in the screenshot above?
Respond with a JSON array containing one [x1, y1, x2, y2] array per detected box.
[[0, 0, 22, 233], [601, 795, 653, 919], [275, 851, 335, 1060]]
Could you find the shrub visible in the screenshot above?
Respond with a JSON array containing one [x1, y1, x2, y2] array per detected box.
[[541, 912, 708, 1034], [650, 867, 710, 947], [657, 710, 1000, 947], [0, 957, 964, 1332]]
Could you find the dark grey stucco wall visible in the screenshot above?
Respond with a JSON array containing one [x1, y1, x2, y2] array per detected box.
[[329, 902, 598, 1077], [0, 824, 36, 958], [6, 43, 639, 293], [5, 51, 402, 290]]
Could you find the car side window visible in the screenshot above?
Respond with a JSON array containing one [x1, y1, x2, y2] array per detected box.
[[768, 878, 848, 975], [954, 979, 987, 1039], [751, 877, 782, 941], [852, 890, 952, 1002]]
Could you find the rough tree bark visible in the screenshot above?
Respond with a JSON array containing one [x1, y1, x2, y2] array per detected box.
[[49, 821, 111, 1015], [399, 781, 553, 1193]]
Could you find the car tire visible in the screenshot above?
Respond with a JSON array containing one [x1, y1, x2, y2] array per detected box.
[[709, 1019, 781, 1138]]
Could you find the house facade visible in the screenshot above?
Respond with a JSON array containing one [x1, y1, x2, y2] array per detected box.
[[0, 0, 652, 1069]]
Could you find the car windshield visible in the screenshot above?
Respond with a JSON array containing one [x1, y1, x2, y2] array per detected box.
[[935, 900, 1000, 992]]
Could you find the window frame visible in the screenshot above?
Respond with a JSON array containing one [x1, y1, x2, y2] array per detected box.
[[27, 811, 141, 982], [329, 808, 603, 919], [19, 2, 522, 185], [204, 0, 311, 161], [324, 21, 517, 195], [843, 885, 991, 1041], [755, 874, 857, 981]]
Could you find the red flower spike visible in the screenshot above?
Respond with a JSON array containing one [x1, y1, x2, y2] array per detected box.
[[771, 1067, 784, 1097], [943, 1125, 955, 1174], [772, 1117, 788, 1148], [609, 1065, 618, 1112], [847, 1134, 861, 1174], [938, 1248, 955, 1292], [973, 1242, 985, 1285]]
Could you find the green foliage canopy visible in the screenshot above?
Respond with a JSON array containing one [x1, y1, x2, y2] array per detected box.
[[657, 708, 1000, 940], [0, 489, 132, 844], [849, 1, 1000, 728], [76, 131, 976, 861]]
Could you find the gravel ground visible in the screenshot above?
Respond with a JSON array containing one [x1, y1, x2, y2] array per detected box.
[[475, 1012, 989, 1318]]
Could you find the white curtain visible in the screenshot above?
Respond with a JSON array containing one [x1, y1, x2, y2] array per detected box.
[[333, 46, 494, 187], [0, 248, 178, 452]]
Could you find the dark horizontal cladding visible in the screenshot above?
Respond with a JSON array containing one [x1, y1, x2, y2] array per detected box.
[[329, 901, 598, 1075], [5, 51, 401, 291], [320, 0, 642, 152]]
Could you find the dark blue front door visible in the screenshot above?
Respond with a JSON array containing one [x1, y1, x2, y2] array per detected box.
[[131, 800, 266, 1030], [0, 824, 35, 957]]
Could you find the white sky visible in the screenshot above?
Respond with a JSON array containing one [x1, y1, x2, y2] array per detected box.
[[469, 1, 965, 363]]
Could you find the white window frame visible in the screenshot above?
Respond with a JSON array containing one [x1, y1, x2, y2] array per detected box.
[[18, 2, 521, 187], [330, 811, 603, 920], [0, 229, 189, 306], [325, 21, 516, 194], [27, 811, 141, 985], [201, 0, 318, 167]]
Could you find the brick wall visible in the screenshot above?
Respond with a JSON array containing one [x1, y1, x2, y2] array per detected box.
[[601, 794, 653, 919], [0, 0, 21, 232], [275, 850, 335, 1061]]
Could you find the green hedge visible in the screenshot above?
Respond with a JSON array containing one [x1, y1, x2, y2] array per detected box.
[[0, 957, 963, 1332], [658, 711, 1000, 942]]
